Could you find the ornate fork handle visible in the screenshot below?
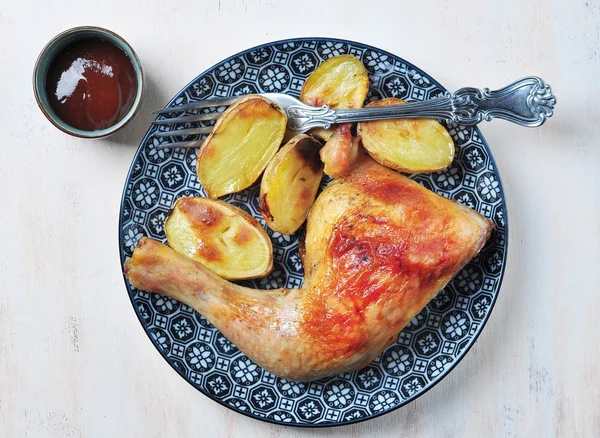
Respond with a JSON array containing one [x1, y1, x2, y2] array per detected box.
[[287, 76, 556, 131]]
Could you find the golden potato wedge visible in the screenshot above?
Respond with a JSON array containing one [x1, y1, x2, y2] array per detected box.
[[165, 197, 273, 280], [309, 127, 335, 142], [300, 55, 369, 141], [319, 124, 360, 178], [196, 95, 287, 198], [358, 98, 455, 173], [300, 55, 369, 109], [259, 134, 323, 235]]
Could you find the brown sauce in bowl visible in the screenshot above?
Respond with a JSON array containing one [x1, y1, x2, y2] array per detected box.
[[46, 38, 137, 131]]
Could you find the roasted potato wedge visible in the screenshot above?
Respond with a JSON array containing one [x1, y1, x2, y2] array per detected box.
[[260, 135, 323, 235], [358, 98, 455, 173], [309, 127, 335, 142], [165, 197, 273, 280], [300, 55, 369, 141], [196, 95, 287, 198], [300, 55, 369, 109]]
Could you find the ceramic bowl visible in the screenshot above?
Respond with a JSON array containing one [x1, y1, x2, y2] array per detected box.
[[33, 26, 145, 138]]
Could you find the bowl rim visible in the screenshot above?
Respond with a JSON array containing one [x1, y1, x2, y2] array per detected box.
[[32, 25, 145, 139]]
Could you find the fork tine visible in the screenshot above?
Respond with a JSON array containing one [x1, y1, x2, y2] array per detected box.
[[152, 112, 224, 125], [153, 138, 206, 149], [152, 97, 239, 115], [150, 127, 214, 137]]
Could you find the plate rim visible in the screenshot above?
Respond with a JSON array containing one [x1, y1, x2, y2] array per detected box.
[[118, 36, 509, 428]]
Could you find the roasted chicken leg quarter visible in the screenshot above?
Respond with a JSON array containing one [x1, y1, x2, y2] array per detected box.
[[125, 153, 493, 381]]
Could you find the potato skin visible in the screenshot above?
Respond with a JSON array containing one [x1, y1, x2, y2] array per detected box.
[[196, 95, 287, 198], [165, 197, 273, 280], [358, 98, 455, 173], [300, 55, 369, 140], [260, 134, 323, 235]]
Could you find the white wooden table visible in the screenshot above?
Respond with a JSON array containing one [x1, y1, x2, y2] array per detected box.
[[2, 0, 599, 436]]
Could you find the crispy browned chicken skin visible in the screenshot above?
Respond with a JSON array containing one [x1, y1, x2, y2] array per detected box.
[[125, 152, 492, 381]]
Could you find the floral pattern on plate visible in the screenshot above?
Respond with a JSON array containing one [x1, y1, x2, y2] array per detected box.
[[119, 38, 507, 427]]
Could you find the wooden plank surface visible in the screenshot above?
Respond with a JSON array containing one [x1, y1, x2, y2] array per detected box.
[[1, 0, 598, 436]]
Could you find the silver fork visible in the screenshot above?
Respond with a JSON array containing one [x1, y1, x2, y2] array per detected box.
[[150, 76, 555, 149]]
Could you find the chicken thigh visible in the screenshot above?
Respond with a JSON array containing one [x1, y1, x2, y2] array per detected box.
[[125, 152, 493, 381]]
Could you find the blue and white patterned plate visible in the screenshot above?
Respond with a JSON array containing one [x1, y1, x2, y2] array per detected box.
[[119, 38, 507, 427]]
